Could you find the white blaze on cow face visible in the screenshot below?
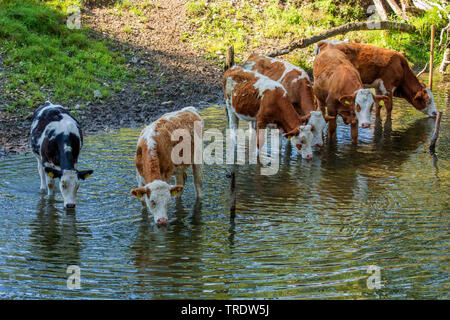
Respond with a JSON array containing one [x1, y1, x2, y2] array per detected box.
[[60, 170, 80, 208], [354, 89, 374, 128], [308, 111, 326, 147], [291, 125, 314, 160], [421, 87, 438, 117], [133, 180, 183, 225]]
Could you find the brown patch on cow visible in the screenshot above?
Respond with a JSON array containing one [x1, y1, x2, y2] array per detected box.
[[329, 42, 430, 112], [223, 66, 306, 136], [245, 53, 316, 117], [135, 109, 201, 185]]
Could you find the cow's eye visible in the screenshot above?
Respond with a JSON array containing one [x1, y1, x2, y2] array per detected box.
[[150, 200, 156, 206]]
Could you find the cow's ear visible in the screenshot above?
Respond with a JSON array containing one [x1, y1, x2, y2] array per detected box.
[[284, 127, 300, 140], [414, 89, 427, 101], [77, 170, 93, 180], [339, 95, 355, 106], [299, 113, 311, 124], [44, 167, 62, 179], [131, 187, 150, 199], [374, 95, 389, 106], [170, 185, 184, 197]]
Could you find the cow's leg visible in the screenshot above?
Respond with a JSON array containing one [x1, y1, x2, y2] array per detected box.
[[192, 164, 202, 199], [45, 174, 55, 197], [136, 171, 146, 207], [385, 92, 393, 120], [328, 117, 337, 141], [227, 106, 239, 145], [374, 89, 383, 118], [325, 97, 337, 141], [351, 121, 358, 144], [256, 122, 267, 151], [174, 171, 186, 198], [36, 157, 46, 191]]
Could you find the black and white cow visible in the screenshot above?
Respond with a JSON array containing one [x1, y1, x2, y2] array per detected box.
[[30, 101, 93, 208]]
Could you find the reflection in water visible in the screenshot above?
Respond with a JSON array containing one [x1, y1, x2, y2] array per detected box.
[[0, 87, 448, 299]]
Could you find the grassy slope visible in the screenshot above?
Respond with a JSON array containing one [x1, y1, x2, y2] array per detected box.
[[0, 0, 131, 114], [183, 0, 449, 70]]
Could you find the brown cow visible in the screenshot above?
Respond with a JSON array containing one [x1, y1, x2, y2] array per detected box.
[[313, 47, 388, 144], [243, 53, 328, 147], [318, 41, 438, 119], [223, 66, 314, 160], [130, 107, 203, 225]]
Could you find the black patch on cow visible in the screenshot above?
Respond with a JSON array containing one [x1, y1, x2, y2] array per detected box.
[[30, 102, 83, 170]]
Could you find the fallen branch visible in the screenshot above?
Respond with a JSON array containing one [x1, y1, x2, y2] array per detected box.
[[429, 111, 443, 153], [416, 62, 429, 77], [267, 21, 416, 57]]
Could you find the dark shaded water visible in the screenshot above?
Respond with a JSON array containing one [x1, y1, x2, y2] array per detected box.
[[0, 84, 449, 299]]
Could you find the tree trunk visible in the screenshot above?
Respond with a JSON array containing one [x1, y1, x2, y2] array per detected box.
[[267, 21, 416, 57], [373, 0, 389, 20], [439, 48, 450, 74], [386, 0, 410, 20]]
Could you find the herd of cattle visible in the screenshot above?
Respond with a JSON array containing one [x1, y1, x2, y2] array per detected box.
[[29, 41, 439, 225]]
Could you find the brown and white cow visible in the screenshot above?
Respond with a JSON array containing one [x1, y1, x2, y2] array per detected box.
[[313, 46, 388, 144], [318, 41, 438, 118], [243, 53, 328, 147], [130, 107, 202, 226], [223, 66, 314, 160]]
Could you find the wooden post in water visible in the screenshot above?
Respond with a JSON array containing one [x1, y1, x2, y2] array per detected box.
[[429, 25, 435, 90], [224, 45, 235, 71], [225, 43, 237, 220], [429, 111, 443, 153]]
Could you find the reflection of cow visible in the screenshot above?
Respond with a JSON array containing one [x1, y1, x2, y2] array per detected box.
[[317, 41, 438, 119], [129, 199, 203, 296], [29, 198, 82, 269]]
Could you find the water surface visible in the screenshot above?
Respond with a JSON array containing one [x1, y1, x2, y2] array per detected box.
[[0, 84, 449, 299]]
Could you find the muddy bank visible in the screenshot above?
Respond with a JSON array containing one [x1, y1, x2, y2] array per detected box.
[[0, 0, 223, 157]]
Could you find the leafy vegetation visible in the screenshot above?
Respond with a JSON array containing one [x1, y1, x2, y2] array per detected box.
[[0, 0, 131, 113], [184, 0, 449, 69]]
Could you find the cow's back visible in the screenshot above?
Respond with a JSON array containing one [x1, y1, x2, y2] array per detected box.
[[135, 108, 202, 180], [332, 43, 405, 85], [223, 67, 261, 117], [30, 102, 82, 164]]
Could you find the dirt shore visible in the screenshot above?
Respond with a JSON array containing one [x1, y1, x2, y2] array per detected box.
[[0, 1, 223, 157]]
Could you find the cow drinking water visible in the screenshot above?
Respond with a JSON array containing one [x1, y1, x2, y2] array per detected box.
[[243, 53, 328, 147], [30, 101, 93, 208], [130, 107, 203, 226], [223, 66, 314, 160]]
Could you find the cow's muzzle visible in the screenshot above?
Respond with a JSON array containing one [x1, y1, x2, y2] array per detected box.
[[157, 218, 168, 225], [65, 203, 76, 209], [361, 123, 371, 129]]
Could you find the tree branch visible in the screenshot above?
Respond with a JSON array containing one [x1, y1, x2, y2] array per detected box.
[[266, 21, 416, 57]]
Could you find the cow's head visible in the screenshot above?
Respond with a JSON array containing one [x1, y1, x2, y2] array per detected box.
[[339, 90, 388, 128], [44, 168, 93, 208], [307, 111, 326, 147], [413, 84, 437, 117], [285, 125, 314, 160], [130, 180, 183, 226]]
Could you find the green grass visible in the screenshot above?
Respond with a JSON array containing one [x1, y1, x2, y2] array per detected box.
[[184, 0, 449, 70], [0, 0, 131, 113]]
